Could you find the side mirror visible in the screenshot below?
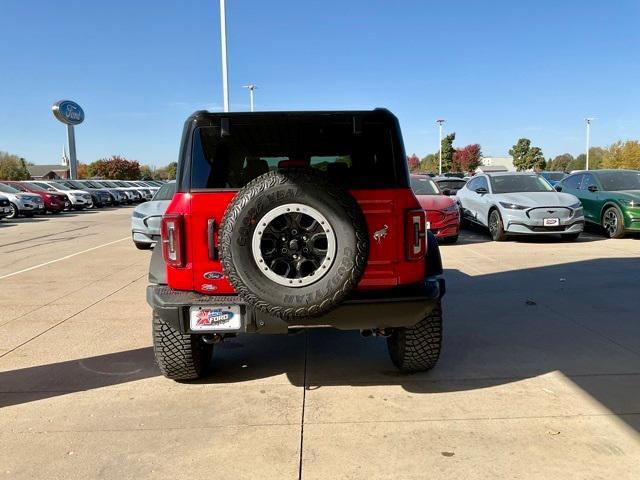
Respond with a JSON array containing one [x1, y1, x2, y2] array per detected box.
[[554, 184, 562, 192], [442, 189, 452, 196], [475, 187, 488, 194], [588, 185, 598, 193]]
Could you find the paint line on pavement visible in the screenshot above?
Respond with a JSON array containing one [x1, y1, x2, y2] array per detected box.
[[0, 237, 130, 280]]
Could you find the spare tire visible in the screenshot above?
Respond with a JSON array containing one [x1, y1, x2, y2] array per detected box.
[[219, 169, 368, 319]]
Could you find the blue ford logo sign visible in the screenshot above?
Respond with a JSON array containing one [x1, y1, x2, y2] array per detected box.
[[52, 100, 85, 125]]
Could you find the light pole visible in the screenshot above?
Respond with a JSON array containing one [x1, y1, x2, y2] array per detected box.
[[219, 0, 230, 112], [436, 119, 445, 175], [585, 118, 593, 171], [242, 84, 258, 112]]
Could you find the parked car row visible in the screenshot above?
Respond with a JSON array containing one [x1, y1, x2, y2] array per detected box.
[[0, 179, 166, 220], [409, 169, 640, 242]]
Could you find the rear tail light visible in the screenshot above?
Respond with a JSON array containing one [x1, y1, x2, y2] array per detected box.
[[162, 214, 184, 267], [405, 209, 427, 261]]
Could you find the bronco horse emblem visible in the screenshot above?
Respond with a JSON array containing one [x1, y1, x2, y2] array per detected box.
[[373, 224, 389, 244]]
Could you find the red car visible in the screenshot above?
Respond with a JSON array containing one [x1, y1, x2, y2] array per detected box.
[[410, 175, 460, 243], [2, 181, 69, 213]]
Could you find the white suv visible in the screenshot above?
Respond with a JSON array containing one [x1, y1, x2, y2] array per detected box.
[[32, 181, 93, 210]]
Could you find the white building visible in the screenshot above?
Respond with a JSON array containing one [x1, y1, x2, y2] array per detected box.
[[480, 156, 515, 171]]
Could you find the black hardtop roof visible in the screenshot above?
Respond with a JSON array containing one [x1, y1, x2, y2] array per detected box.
[[185, 108, 397, 127]]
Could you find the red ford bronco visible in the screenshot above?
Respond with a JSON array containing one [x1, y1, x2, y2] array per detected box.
[[147, 109, 445, 380]]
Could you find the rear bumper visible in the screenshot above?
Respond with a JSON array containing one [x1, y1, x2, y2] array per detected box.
[[147, 278, 445, 334]]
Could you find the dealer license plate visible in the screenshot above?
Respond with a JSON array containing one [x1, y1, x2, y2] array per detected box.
[[189, 305, 242, 331], [543, 218, 560, 226]]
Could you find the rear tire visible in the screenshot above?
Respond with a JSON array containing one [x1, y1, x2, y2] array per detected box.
[[488, 209, 507, 241], [152, 311, 213, 380], [602, 206, 625, 238], [387, 302, 442, 372]]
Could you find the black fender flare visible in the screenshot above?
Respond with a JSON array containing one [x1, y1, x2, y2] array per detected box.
[[425, 230, 443, 278], [148, 243, 167, 285]]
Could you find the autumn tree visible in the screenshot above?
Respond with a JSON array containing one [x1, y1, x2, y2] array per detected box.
[[0, 151, 30, 180], [407, 154, 420, 172], [509, 138, 545, 171], [451, 144, 482, 173], [88, 156, 141, 179], [77, 163, 89, 179], [601, 142, 639, 169]]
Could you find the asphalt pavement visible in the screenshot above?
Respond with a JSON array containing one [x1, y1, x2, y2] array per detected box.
[[1, 207, 639, 479]]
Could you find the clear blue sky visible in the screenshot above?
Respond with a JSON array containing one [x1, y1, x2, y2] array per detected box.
[[1, 0, 639, 167]]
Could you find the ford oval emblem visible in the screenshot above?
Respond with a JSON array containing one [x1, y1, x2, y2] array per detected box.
[[52, 100, 85, 125], [204, 271, 224, 280]]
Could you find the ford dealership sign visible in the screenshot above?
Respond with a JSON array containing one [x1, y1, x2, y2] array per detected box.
[[52, 100, 84, 125]]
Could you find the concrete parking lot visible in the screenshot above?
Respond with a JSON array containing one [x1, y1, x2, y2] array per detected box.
[[1, 208, 639, 479]]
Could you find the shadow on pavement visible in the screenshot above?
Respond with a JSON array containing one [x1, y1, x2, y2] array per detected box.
[[0, 347, 158, 409], [1, 258, 639, 433], [3, 217, 50, 224]]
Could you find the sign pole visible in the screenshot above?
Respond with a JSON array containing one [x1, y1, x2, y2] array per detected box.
[[66, 124, 78, 180], [52, 100, 84, 179]]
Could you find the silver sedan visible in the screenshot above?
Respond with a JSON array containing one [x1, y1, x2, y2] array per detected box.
[[456, 172, 585, 241]]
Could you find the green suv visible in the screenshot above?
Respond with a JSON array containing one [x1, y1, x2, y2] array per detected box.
[[556, 169, 640, 238]]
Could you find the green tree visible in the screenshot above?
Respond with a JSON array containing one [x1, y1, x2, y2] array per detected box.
[[166, 162, 177, 179], [549, 153, 574, 171], [568, 156, 586, 171], [0, 151, 30, 180], [509, 138, 545, 171], [419, 154, 438, 173], [440, 132, 456, 172], [140, 165, 155, 179], [155, 162, 178, 180], [88, 156, 141, 179], [576, 147, 606, 170]]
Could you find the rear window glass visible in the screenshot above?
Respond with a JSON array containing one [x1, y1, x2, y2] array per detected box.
[[435, 179, 466, 190], [190, 116, 402, 189], [410, 176, 440, 195]]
